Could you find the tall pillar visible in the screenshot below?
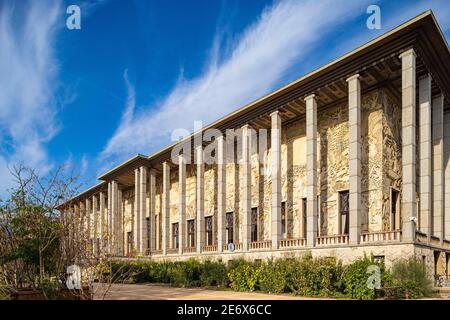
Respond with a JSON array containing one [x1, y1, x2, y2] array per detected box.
[[85, 199, 90, 242], [217, 135, 226, 252], [74, 203, 80, 243], [419, 74, 432, 238], [107, 182, 112, 253], [133, 168, 140, 252], [400, 48, 417, 242], [117, 187, 123, 256], [162, 162, 170, 255], [271, 111, 281, 249], [99, 191, 105, 253], [241, 125, 251, 251], [347, 74, 361, 244], [196, 146, 205, 253], [305, 94, 318, 247], [444, 111, 450, 241], [110, 180, 118, 255], [92, 195, 97, 254], [178, 155, 186, 254], [149, 169, 156, 253], [432, 94, 444, 244], [80, 201, 85, 245], [139, 166, 148, 255]]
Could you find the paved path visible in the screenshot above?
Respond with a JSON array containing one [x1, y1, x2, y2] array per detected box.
[[94, 283, 324, 300]]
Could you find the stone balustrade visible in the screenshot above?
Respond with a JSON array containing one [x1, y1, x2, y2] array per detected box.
[[316, 234, 349, 246], [279, 238, 306, 248], [183, 247, 196, 254], [249, 240, 272, 250], [360, 230, 402, 243], [202, 245, 217, 253]]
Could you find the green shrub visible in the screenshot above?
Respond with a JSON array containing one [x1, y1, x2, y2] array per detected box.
[[286, 253, 344, 297], [150, 261, 176, 283], [228, 262, 261, 292], [343, 254, 386, 300], [200, 261, 229, 287], [390, 258, 432, 299], [259, 259, 289, 293], [171, 259, 202, 287]]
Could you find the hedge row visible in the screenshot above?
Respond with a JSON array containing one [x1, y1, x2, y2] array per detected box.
[[103, 253, 432, 299]]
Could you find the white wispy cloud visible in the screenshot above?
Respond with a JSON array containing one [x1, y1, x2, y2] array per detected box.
[[100, 0, 371, 163], [0, 0, 61, 193]]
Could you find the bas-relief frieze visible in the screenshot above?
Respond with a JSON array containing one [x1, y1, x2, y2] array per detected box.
[[148, 87, 402, 241]]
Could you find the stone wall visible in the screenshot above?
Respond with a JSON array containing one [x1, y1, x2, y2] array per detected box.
[[148, 87, 403, 245]]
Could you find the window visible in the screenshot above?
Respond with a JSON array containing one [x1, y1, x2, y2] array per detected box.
[[339, 191, 349, 235], [187, 219, 195, 247], [205, 216, 213, 246], [172, 223, 179, 249], [251, 207, 258, 242], [302, 198, 307, 238], [374, 256, 385, 264], [127, 232, 132, 256], [281, 202, 287, 238], [226, 212, 234, 244], [391, 189, 400, 230]]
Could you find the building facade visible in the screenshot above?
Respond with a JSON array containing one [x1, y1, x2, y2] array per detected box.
[[59, 12, 450, 280]]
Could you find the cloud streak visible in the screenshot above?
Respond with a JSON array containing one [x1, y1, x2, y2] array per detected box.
[[0, 0, 61, 192], [101, 0, 371, 163]]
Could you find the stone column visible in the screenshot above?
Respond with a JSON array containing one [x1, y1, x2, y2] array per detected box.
[[241, 125, 251, 251], [80, 201, 85, 246], [85, 199, 90, 244], [110, 180, 118, 255], [217, 135, 226, 252], [139, 166, 148, 255], [196, 146, 205, 253], [400, 49, 417, 242], [99, 191, 105, 253], [92, 195, 98, 254], [162, 162, 170, 255], [271, 111, 282, 249], [149, 169, 156, 253], [107, 182, 112, 253], [117, 187, 123, 256], [444, 111, 450, 241], [419, 74, 432, 238], [179, 155, 186, 254], [432, 94, 444, 244], [74, 203, 79, 243], [305, 94, 318, 247], [347, 74, 361, 244], [134, 168, 140, 253]]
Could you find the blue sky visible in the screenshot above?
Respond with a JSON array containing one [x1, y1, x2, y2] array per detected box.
[[0, 0, 449, 195]]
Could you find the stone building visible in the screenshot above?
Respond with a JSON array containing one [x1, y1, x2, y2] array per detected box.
[[59, 11, 450, 280]]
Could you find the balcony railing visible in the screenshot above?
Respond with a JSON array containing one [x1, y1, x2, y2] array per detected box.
[[183, 247, 196, 254], [317, 234, 349, 246], [223, 242, 242, 252], [249, 240, 272, 250], [202, 245, 217, 253], [151, 249, 163, 255], [167, 248, 178, 254], [280, 238, 306, 248], [360, 230, 401, 243]]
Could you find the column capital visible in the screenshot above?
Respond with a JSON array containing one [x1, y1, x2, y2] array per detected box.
[[399, 48, 416, 59], [270, 110, 280, 118], [304, 93, 316, 102], [346, 74, 360, 82]]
